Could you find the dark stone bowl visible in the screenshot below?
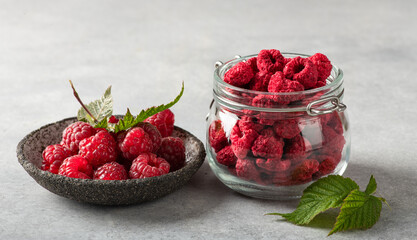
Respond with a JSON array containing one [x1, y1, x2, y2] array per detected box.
[[16, 117, 205, 205]]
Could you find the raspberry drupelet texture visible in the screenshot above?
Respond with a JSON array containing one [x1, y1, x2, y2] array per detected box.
[[79, 130, 117, 168], [136, 122, 162, 153], [251, 128, 284, 160], [93, 162, 128, 180], [268, 72, 305, 104], [245, 57, 259, 73], [256, 158, 291, 173], [235, 158, 261, 182], [309, 53, 332, 83], [58, 155, 94, 179], [61, 121, 96, 154], [118, 127, 153, 160], [42, 144, 72, 174], [230, 122, 259, 159], [144, 109, 175, 138], [156, 137, 186, 171], [257, 49, 285, 74], [248, 72, 272, 92], [223, 62, 254, 87], [216, 145, 237, 167], [283, 56, 318, 89], [284, 134, 312, 164], [209, 120, 229, 153], [129, 153, 170, 179], [291, 159, 319, 183], [273, 119, 304, 139], [238, 116, 264, 133]]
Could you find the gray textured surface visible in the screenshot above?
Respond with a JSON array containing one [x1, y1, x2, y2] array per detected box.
[[1, 0, 416, 239]]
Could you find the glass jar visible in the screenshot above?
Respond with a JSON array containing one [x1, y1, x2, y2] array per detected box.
[[206, 53, 350, 200]]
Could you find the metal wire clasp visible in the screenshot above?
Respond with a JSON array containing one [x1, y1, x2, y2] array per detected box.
[[306, 96, 347, 116]]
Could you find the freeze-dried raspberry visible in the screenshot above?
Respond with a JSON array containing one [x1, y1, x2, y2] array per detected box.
[[136, 122, 162, 153], [42, 144, 72, 174], [291, 159, 319, 182], [118, 127, 153, 160], [79, 130, 117, 168], [108, 115, 119, 124], [238, 116, 264, 133], [284, 135, 312, 164], [144, 109, 175, 138], [321, 112, 344, 135], [224, 62, 254, 87], [268, 72, 305, 104], [248, 72, 272, 92], [216, 145, 237, 167], [284, 57, 292, 66], [315, 80, 326, 88], [273, 118, 304, 139], [208, 120, 229, 153], [251, 128, 284, 160], [316, 155, 339, 176], [283, 56, 318, 89], [156, 137, 185, 171], [321, 125, 345, 156], [256, 158, 291, 172], [129, 153, 170, 179], [245, 57, 259, 73], [93, 162, 128, 180], [309, 53, 332, 83], [58, 155, 93, 179], [257, 49, 285, 73], [230, 123, 259, 159], [235, 158, 261, 182], [61, 121, 96, 154], [252, 94, 278, 107]]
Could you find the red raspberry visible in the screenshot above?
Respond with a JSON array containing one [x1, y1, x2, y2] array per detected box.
[[284, 57, 292, 66], [136, 122, 162, 153], [144, 109, 175, 138], [230, 123, 259, 159], [257, 49, 285, 74], [108, 115, 119, 124], [245, 57, 259, 73], [291, 159, 319, 182], [235, 158, 261, 182], [321, 111, 344, 135], [251, 128, 284, 160], [256, 158, 291, 172], [208, 120, 229, 153], [129, 153, 170, 179], [238, 116, 264, 133], [156, 137, 186, 171], [268, 72, 305, 104], [283, 56, 318, 89], [273, 119, 304, 139], [216, 145, 237, 167], [284, 135, 312, 164], [315, 80, 327, 88], [315, 155, 339, 177], [93, 162, 128, 180], [252, 94, 278, 107], [61, 121, 96, 154], [223, 61, 254, 87], [248, 72, 272, 92], [58, 155, 93, 179], [118, 127, 153, 160], [79, 130, 117, 168], [42, 144, 72, 174], [321, 125, 345, 156], [309, 53, 332, 83]]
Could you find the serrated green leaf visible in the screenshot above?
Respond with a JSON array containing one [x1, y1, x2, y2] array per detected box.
[[77, 86, 113, 124], [329, 189, 382, 235], [114, 109, 135, 133], [365, 175, 377, 195], [271, 175, 359, 225], [94, 118, 108, 129]]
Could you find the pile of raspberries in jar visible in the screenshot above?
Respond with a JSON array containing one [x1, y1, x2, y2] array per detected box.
[[209, 49, 345, 186], [41, 109, 186, 180]]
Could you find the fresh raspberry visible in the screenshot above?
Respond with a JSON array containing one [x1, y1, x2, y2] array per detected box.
[[79, 130, 117, 168], [267, 72, 305, 104], [251, 128, 284, 160], [136, 122, 162, 153], [291, 159, 319, 182], [245, 57, 259, 73], [208, 120, 229, 153], [284, 135, 312, 164], [42, 144, 72, 174], [257, 49, 285, 74], [235, 158, 261, 182], [273, 119, 304, 139], [118, 127, 153, 160], [216, 145, 237, 167], [108, 115, 119, 124], [61, 121, 96, 154], [230, 123, 259, 159], [309, 53, 332, 83], [93, 162, 128, 180], [248, 72, 272, 92], [58, 155, 93, 179], [156, 137, 186, 171], [238, 116, 264, 133], [129, 153, 170, 179], [144, 109, 175, 138], [256, 158, 291, 172], [283, 56, 318, 89], [223, 61, 254, 87]]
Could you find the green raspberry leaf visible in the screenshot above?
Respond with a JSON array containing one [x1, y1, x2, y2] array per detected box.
[[77, 85, 113, 125], [94, 118, 108, 129], [365, 175, 377, 195], [268, 175, 359, 225], [329, 189, 382, 236], [114, 108, 135, 133]]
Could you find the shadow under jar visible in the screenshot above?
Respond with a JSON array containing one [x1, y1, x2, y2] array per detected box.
[[206, 53, 351, 200]]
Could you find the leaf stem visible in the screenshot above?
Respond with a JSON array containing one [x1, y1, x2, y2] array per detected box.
[[69, 80, 98, 122]]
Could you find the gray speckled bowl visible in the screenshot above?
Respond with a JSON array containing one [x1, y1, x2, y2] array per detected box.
[[17, 117, 205, 205]]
